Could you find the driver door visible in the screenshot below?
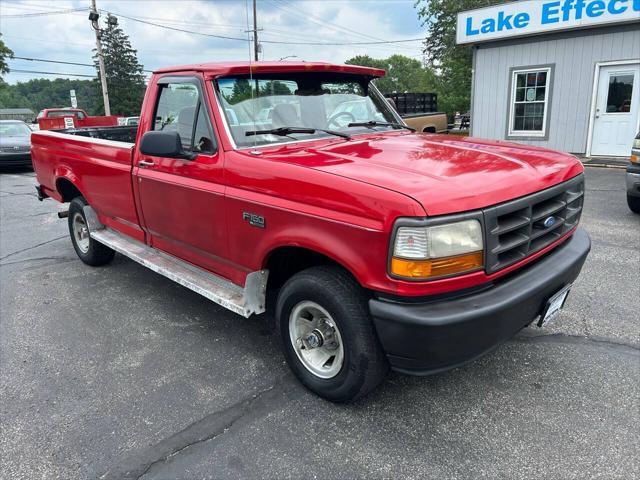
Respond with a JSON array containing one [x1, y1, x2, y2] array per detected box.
[[134, 76, 230, 277]]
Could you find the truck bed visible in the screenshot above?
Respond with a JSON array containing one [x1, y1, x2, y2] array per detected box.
[[31, 125, 141, 241], [401, 111, 446, 120], [58, 125, 138, 144]]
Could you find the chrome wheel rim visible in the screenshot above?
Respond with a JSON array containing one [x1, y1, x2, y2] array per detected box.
[[289, 301, 344, 379], [72, 212, 90, 253]]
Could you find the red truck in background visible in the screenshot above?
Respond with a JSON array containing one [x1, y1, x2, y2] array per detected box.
[[31, 61, 590, 402], [36, 108, 121, 131]]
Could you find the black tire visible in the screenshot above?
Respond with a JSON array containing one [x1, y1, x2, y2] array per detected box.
[[276, 266, 388, 403], [627, 195, 640, 214], [68, 196, 115, 266]]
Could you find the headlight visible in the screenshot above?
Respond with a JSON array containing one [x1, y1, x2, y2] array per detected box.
[[631, 138, 640, 163], [391, 219, 484, 279]]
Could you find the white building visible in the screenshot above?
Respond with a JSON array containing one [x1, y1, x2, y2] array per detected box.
[[458, 0, 640, 157]]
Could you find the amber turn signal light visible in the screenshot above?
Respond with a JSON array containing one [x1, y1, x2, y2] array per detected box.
[[391, 251, 484, 279], [630, 154, 639, 164]]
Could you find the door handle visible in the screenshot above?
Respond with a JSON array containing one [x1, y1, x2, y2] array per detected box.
[[139, 160, 155, 167]]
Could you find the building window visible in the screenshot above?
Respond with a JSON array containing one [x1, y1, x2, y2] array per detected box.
[[606, 73, 634, 113], [509, 67, 551, 137]]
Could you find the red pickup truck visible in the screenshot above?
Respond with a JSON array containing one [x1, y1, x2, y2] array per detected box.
[[31, 61, 590, 402], [36, 108, 121, 131]]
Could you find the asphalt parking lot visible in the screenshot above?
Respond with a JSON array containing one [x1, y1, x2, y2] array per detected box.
[[1, 166, 638, 480]]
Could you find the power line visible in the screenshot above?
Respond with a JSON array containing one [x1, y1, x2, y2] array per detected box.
[[269, 0, 387, 43], [104, 10, 405, 47], [108, 13, 248, 30], [97, 10, 419, 53], [0, 7, 88, 18], [13, 56, 94, 68], [1, 3, 423, 49], [9, 69, 97, 78], [107, 10, 424, 46], [109, 11, 250, 42], [2, 35, 247, 57], [12, 56, 155, 73]]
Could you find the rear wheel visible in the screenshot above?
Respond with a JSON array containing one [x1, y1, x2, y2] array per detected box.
[[627, 195, 640, 214], [68, 196, 115, 266], [276, 266, 388, 402]]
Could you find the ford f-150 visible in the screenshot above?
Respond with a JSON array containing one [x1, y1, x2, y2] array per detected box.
[[31, 61, 591, 402]]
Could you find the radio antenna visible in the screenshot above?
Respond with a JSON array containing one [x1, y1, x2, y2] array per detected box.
[[245, 0, 259, 152]]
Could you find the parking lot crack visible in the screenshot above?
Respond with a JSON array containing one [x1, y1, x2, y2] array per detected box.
[[0, 235, 67, 261], [101, 378, 296, 480], [515, 332, 639, 354], [0, 190, 37, 197], [0, 256, 75, 267]]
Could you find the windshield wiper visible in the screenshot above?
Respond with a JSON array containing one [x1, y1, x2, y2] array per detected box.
[[245, 126, 350, 139], [347, 121, 415, 132]]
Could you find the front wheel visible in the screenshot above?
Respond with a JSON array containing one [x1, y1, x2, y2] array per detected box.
[[276, 266, 388, 402], [627, 195, 640, 214], [68, 196, 115, 266]]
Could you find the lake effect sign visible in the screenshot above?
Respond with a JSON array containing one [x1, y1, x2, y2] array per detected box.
[[457, 0, 640, 44]]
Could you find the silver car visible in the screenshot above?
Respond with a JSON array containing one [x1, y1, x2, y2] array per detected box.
[[627, 132, 640, 214], [0, 120, 33, 168]]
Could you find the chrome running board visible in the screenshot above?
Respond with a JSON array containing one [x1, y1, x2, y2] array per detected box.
[[85, 209, 267, 318]]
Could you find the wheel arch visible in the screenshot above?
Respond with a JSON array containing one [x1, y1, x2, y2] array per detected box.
[[56, 177, 84, 203], [263, 244, 363, 292], [55, 172, 84, 202]]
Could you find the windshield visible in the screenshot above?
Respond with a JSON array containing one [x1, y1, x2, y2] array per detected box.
[[0, 122, 32, 137], [215, 73, 401, 148]]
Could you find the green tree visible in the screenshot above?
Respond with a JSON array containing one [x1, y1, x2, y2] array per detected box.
[[0, 34, 15, 88], [94, 14, 146, 116], [227, 79, 253, 104], [345, 54, 437, 94], [259, 80, 293, 96], [415, 0, 508, 118], [0, 78, 100, 116]]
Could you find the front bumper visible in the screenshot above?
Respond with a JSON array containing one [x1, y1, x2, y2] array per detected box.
[[370, 228, 591, 375], [626, 162, 640, 197], [0, 153, 32, 168]]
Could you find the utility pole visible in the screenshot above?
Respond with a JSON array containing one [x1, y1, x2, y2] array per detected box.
[[89, 0, 110, 115], [252, 0, 259, 61]]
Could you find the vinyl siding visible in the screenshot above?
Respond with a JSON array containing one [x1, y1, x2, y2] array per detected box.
[[471, 26, 640, 154]]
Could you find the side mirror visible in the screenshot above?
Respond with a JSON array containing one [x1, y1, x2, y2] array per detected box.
[[139, 131, 195, 159]]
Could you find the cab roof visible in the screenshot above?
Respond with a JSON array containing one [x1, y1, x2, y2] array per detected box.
[[153, 61, 386, 78]]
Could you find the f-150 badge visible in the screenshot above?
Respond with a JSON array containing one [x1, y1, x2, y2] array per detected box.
[[243, 212, 265, 228]]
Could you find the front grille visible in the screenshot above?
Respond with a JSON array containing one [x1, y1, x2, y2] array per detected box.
[[483, 174, 584, 273]]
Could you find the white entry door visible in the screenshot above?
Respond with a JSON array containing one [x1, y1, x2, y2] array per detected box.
[[591, 63, 640, 157]]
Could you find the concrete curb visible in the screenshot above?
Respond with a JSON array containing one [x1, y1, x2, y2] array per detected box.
[[582, 163, 626, 169], [578, 156, 628, 170]]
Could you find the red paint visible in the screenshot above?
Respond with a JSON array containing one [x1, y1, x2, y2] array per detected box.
[[31, 62, 585, 298], [37, 108, 122, 131], [154, 61, 386, 78]]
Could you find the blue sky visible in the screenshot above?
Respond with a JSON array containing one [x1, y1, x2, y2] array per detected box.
[[0, 0, 426, 85]]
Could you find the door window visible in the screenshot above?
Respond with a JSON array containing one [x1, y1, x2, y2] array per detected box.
[[605, 73, 634, 113], [154, 82, 216, 154]]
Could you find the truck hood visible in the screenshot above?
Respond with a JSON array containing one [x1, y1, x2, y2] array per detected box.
[[295, 133, 584, 216]]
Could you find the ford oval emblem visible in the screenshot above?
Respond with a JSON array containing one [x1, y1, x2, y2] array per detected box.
[[543, 216, 556, 228]]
